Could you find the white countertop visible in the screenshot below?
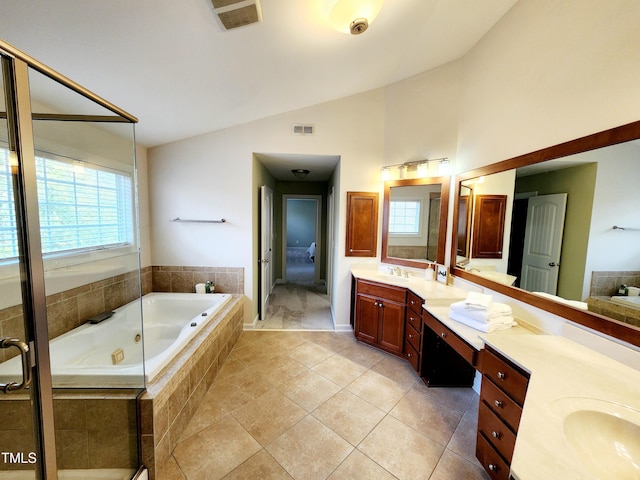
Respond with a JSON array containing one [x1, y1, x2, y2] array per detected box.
[[351, 266, 468, 306], [481, 334, 640, 480], [427, 306, 538, 351]]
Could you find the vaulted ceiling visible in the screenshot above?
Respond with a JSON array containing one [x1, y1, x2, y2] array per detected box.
[[0, 0, 517, 147]]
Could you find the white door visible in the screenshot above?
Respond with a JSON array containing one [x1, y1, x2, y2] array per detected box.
[[520, 193, 567, 294], [260, 185, 273, 320], [326, 187, 335, 297]]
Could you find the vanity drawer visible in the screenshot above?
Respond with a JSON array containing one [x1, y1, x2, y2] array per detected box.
[[404, 341, 420, 372], [407, 291, 424, 316], [478, 401, 517, 463], [476, 431, 511, 480], [405, 322, 421, 352], [356, 279, 407, 304], [483, 347, 529, 405], [423, 311, 476, 366], [406, 309, 422, 332], [480, 376, 523, 432]]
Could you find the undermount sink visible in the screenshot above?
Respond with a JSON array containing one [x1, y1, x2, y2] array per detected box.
[[549, 397, 640, 479]]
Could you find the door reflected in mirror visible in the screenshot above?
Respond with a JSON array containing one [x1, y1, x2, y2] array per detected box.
[[451, 120, 640, 347], [382, 177, 450, 268]]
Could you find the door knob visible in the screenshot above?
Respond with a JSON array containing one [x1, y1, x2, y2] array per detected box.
[[549, 262, 559, 267]]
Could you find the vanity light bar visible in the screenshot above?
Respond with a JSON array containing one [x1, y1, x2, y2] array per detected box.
[[381, 158, 449, 180]]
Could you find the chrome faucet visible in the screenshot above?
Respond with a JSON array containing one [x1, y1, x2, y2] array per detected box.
[[394, 266, 402, 276]]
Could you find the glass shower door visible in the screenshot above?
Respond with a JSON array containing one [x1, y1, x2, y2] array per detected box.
[[0, 54, 46, 480]]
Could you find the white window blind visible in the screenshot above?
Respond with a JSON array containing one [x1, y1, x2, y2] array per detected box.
[[0, 148, 134, 260], [389, 200, 421, 234]]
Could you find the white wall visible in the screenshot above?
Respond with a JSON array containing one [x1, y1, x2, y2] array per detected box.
[[147, 0, 640, 341], [149, 90, 386, 326]]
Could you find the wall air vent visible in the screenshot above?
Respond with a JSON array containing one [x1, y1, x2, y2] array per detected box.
[[292, 124, 314, 136], [210, 0, 262, 31]]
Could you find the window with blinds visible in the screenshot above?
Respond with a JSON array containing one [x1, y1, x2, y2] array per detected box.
[[0, 148, 134, 261]]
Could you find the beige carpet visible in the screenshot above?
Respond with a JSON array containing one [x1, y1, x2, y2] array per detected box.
[[257, 283, 333, 330]]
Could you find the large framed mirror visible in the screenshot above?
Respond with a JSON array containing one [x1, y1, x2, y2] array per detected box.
[[382, 176, 450, 268], [450, 120, 640, 347]]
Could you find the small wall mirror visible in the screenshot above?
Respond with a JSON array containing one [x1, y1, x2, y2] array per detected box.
[[450, 121, 640, 347], [382, 176, 450, 268]]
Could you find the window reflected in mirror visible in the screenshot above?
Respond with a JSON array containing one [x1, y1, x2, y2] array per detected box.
[[382, 176, 449, 268]]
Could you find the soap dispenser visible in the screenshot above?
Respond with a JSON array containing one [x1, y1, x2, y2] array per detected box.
[[424, 263, 435, 281]]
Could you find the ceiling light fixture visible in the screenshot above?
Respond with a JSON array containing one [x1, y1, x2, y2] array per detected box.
[[327, 0, 383, 35], [292, 169, 310, 179], [380, 158, 449, 181]]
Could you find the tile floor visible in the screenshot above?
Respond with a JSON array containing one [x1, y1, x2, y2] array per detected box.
[[256, 284, 333, 330], [159, 331, 490, 480]]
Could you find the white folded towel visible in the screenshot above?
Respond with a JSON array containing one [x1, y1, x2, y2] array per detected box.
[[449, 300, 513, 323], [449, 311, 517, 332], [464, 291, 493, 310]]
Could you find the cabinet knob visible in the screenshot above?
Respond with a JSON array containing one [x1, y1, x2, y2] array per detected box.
[[409, 334, 414, 339], [441, 332, 446, 338], [407, 352, 412, 358], [494, 400, 503, 408], [488, 464, 498, 472], [491, 431, 501, 439], [497, 371, 506, 380]]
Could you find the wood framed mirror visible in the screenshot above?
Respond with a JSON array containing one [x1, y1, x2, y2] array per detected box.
[[450, 120, 640, 347], [382, 176, 450, 268]]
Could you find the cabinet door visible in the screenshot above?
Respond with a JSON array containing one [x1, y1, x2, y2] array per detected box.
[[346, 191, 378, 257], [471, 194, 507, 259], [355, 294, 379, 344], [378, 300, 405, 354]]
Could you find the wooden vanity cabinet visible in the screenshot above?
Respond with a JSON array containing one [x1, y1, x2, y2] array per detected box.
[[421, 311, 476, 387], [404, 291, 424, 372], [354, 279, 406, 355], [476, 346, 530, 480]]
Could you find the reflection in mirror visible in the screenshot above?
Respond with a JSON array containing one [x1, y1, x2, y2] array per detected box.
[[451, 121, 640, 347], [382, 176, 449, 268], [456, 185, 472, 258]]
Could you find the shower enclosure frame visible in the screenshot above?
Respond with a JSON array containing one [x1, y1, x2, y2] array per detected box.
[[0, 38, 139, 479]]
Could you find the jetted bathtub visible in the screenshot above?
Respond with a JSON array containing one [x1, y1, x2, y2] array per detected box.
[[0, 292, 232, 387]]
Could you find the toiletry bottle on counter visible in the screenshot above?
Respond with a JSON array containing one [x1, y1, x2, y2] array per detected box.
[[425, 264, 435, 281]]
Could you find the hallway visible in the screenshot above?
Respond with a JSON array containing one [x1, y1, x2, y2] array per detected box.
[[159, 330, 489, 480], [256, 283, 333, 330]]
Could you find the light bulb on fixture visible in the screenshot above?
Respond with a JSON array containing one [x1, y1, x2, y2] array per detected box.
[[328, 0, 383, 35]]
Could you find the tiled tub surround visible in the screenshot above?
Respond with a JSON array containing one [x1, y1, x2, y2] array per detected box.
[[0, 265, 243, 363], [0, 391, 139, 474], [139, 295, 244, 480], [151, 266, 244, 295], [0, 267, 151, 363], [587, 271, 640, 327]]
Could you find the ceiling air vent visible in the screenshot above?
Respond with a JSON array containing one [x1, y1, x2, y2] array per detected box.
[[292, 124, 314, 136], [210, 0, 262, 31]]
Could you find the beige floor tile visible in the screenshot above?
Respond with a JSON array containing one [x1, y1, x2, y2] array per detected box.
[[358, 416, 445, 480], [370, 354, 420, 390], [312, 389, 386, 446], [302, 331, 357, 353], [287, 341, 335, 367], [173, 414, 261, 480], [157, 456, 186, 480], [222, 449, 294, 480], [311, 353, 368, 387], [389, 387, 464, 445], [346, 369, 409, 412], [279, 369, 342, 412], [252, 354, 308, 388], [337, 341, 387, 369], [232, 389, 307, 445], [447, 398, 482, 465], [414, 382, 478, 413], [266, 415, 354, 480], [327, 449, 398, 480], [214, 356, 248, 382], [429, 449, 490, 480]]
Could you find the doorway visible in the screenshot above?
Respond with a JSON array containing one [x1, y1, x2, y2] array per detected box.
[[283, 195, 322, 289]]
